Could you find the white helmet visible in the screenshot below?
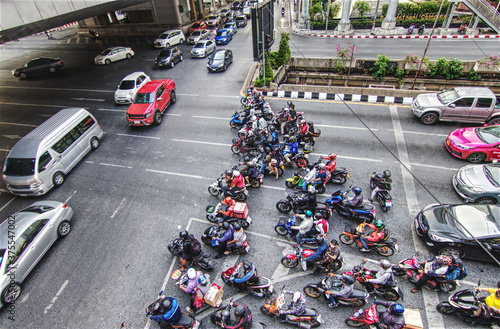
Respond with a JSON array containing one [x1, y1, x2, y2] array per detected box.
[[187, 268, 196, 280], [308, 185, 315, 194], [318, 163, 326, 169], [233, 170, 240, 177], [379, 259, 391, 269], [292, 292, 302, 303]]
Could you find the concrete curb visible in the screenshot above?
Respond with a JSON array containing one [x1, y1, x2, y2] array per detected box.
[[262, 90, 414, 105]]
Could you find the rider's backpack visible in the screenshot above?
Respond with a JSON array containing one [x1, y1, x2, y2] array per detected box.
[[188, 235, 202, 255]]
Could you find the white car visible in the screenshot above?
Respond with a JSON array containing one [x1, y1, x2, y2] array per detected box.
[[94, 47, 134, 65], [154, 29, 185, 48], [187, 29, 210, 44], [207, 15, 221, 28], [191, 40, 216, 58], [114, 72, 151, 104]]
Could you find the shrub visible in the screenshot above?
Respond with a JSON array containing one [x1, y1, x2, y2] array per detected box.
[[468, 69, 481, 81], [446, 58, 463, 80], [353, 1, 371, 22], [429, 57, 448, 78], [370, 54, 394, 80], [395, 68, 405, 84]]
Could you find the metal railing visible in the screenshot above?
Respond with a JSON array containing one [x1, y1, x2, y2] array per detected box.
[[455, 0, 500, 33]]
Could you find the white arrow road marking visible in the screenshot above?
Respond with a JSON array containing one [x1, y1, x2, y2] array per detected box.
[[271, 241, 294, 281]]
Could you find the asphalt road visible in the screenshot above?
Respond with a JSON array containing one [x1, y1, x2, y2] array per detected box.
[[0, 19, 498, 329]]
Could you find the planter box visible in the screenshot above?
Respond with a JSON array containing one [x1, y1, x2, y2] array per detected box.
[[405, 63, 429, 71], [473, 63, 500, 74]]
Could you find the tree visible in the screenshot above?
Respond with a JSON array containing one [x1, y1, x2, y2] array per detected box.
[[353, 1, 371, 22], [276, 32, 291, 67]]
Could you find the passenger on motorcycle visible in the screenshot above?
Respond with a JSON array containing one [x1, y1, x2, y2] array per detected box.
[[323, 153, 337, 172], [291, 210, 314, 245], [411, 255, 452, 293], [313, 213, 329, 235], [279, 291, 306, 320], [296, 186, 318, 213], [187, 275, 211, 313], [149, 296, 182, 324], [225, 223, 246, 255], [297, 120, 309, 144], [305, 235, 329, 263], [217, 302, 252, 329], [179, 230, 203, 271], [323, 239, 341, 263], [283, 135, 299, 164], [359, 220, 387, 252], [362, 258, 394, 292], [444, 256, 467, 281], [269, 158, 280, 179], [302, 166, 318, 191], [325, 274, 356, 308], [370, 170, 392, 202], [241, 162, 259, 187], [374, 300, 405, 329], [180, 268, 204, 309], [346, 187, 364, 214], [311, 163, 328, 188], [213, 222, 235, 259]]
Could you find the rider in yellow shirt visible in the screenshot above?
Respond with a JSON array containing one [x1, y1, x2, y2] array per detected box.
[[476, 282, 500, 313]]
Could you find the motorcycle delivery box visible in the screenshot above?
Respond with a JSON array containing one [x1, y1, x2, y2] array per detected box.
[[233, 202, 249, 219], [205, 283, 224, 307], [403, 308, 424, 329]]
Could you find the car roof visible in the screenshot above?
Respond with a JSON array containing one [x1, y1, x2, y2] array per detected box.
[[454, 87, 495, 97], [217, 29, 229, 34], [236, 15, 246, 19], [138, 80, 172, 93], [122, 71, 147, 81]]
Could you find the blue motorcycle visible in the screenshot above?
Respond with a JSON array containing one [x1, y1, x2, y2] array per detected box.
[[325, 189, 376, 223], [274, 215, 320, 247], [229, 111, 245, 128]]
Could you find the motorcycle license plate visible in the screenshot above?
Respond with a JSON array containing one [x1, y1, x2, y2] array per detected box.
[[394, 244, 399, 252], [246, 216, 252, 224], [385, 201, 393, 207], [316, 314, 322, 323], [245, 245, 250, 253], [268, 283, 274, 293]]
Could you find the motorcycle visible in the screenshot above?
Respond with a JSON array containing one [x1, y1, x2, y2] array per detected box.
[[407, 24, 415, 35], [274, 215, 321, 246], [275, 190, 331, 220], [285, 170, 326, 194], [345, 260, 403, 301], [210, 301, 268, 328], [458, 24, 467, 34], [392, 253, 457, 293], [418, 24, 425, 35], [281, 7, 285, 16], [345, 302, 379, 327], [208, 173, 248, 202], [221, 263, 274, 297], [201, 224, 250, 255], [281, 244, 343, 273], [231, 137, 263, 157], [89, 29, 100, 40], [261, 289, 322, 328], [230, 111, 246, 129], [168, 238, 215, 271], [339, 224, 399, 257], [283, 150, 309, 168], [146, 291, 201, 329], [303, 275, 369, 307], [325, 189, 376, 223], [205, 203, 252, 228], [436, 283, 500, 326], [44, 31, 54, 39], [369, 172, 393, 212]]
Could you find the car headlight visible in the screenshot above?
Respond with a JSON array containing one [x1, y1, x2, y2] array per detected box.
[[428, 232, 454, 243], [145, 112, 152, 118], [469, 186, 485, 193], [454, 143, 475, 150], [30, 181, 42, 189]]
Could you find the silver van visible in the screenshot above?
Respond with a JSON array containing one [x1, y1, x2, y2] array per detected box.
[[2, 108, 104, 196], [411, 87, 500, 125]]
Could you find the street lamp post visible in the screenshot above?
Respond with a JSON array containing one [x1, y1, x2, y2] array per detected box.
[[372, 0, 381, 30]]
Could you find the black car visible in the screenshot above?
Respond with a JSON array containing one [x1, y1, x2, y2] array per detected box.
[[415, 203, 500, 263], [235, 15, 248, 27], [207, 49, 233, 72], [154, 47, 183, 68], [12, 57, 64, 79], [231, 1, 243, 10]]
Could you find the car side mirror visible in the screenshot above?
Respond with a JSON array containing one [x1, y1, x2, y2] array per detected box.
[[157, 97, 163, 101], [449, 104, 456, 108]]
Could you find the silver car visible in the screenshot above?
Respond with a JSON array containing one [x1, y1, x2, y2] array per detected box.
[[0, 201, 73, 307], [453, 163, 500, 204], [191, 40, 216, 58], [187, 29, 210, 45]]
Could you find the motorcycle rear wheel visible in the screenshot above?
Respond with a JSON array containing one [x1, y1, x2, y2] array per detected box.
[[260, 306, 272, 315], [231, 145, 241, 154], [276, 201, 292, 213], [440, 282, 457, 293], [392, 266, 406, 276], [315, 184, 326, 194], [208, 186, 219, 196], [327, 260, 343, 272], [235, 192, 247, 202], [303, 286, 321, 298], [339, 234, 354, 245], [281, 256, 298, 268], [436, 302, 455, 315], [201, 235, 212, 247], [334, 175, 348, 185], [249, 178, 261, 188], [383, 290, 399, 301], [311, 319, 321, 328], [352, 299, 366, 307], [345, 319, 364, 327], [230, 121, 238, 128], [274, 225, 288, 236], [285, 181, 296, 188], [376, 246, 395, 257], [264, 113, 273, 121]]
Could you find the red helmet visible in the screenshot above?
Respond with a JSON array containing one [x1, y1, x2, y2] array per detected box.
[[324, 153, 337, 161], [437, 255, 452, 266], [224, 197, 233, 206]]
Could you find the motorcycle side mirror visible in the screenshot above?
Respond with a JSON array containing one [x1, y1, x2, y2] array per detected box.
[[478, 280, 481, 287], [159, 290, 163, 296]]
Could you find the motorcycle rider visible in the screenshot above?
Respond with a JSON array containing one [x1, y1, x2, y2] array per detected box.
[[411, 255, 452, 293], [311, 163, 328, 189], [362, 258, 395, 292], [213, 221, 235, 259], [296, 186, 318, 213], [179, 268, 203, 312], [242, 161, 260, 187], [225, 223, 246, 255], [346, 187, 364, 215], [291, 210, 314, 245], [225, 170, 245, 197], [418, 24, 426, 34], [324, 273, 356, 308], [370, 170, 392, 202], [279, 291, 306, 321], [313, 213, 329, 236], [476, 282, 500, 314], [302, 166, 318, 191], [444, 256, 467, 281], [179, 230, 203, 271], [149, 296, 182, 325], [305, 234, 329, 263], [231, 260, 258, 290], [374, 300, 405, 329], [323, 153, 337, 172], [283, 135, 299, 165], [297, 120, 310, 144], [216, 302, 252, 329], [219, 197, 236, 220], [359, 220, 387, 252]]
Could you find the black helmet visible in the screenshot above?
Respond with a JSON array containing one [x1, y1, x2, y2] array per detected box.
[[161, 298, 172, 310], [353, 187, 362, 195], [314, 213, 323, 220], [315, 235, 325, 244], [222, 309, 231, 319], [383, 170, 391, 178], [222, 222, 230, 230], [233, 223, 241, 231], [343, 275, 355, 285], [244, 156, 250, 162], [235, 304, 246, 317], [330, 239, 338, 246], [179, 230, 188, 240], [265, 147, 271, 153], [243, 260, 252, 271]]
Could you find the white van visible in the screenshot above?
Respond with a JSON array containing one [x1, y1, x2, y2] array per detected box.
[[154, 29, 185, 48], [2, 108, 104, 196]]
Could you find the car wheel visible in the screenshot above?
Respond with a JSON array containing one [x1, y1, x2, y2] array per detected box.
[[487, 117, 500, 125], [49, 66, 57, 73], [420, 112, 438, 125], [170, 61, 175, 68], [20, 72, 27, 79], [57, 221, 71, 237], [126, 53, 132, 59], [154, 111, 162, 125], [475, 196, 497, 204], [105, 59, 111, 65], [90, 137, 100, 150], [165, 43, 170, 48], [466, 152, 486, 163], [179, 55, 184, 61], [170, 90, 176, 104], [1, 283, 21, 304], [438, 247, 463, 258], [53, 172, 65, 187], [179, 38, 184, 44]]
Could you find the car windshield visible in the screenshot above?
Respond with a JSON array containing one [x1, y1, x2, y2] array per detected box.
[[118, 80, 135, 90], [475, 126, 500, 144], [158, 33, 168, 39], [213, 52, 225, 60], [194, 42, 205, 48], [484, 165, 500, 187], [3, 158, 35, 176], [191, 31, 201, 36], [451, 205, 500, 238], [134, 93, 153, 104], [209, 16, 217, 20], [224, 24, 232, 28], [100, 49, 112, 55], [437, 89, 460, 104], [192, 23, 200, 28], [159, 49, 172, 56], [216, 31, 227, 37], [21, 205, 54, 213]]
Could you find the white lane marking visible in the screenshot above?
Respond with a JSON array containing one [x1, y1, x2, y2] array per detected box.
[[172, 139, 232, 147], [261, 185, 286, 191], [44, 280, 69, 314], [397, 130, 448, 138], [70, 98, 105, 102], [2, 86, 113, 93], [146, 169, 204, 179], [64, 191, 78, 205], [0, 195, 17, 213], [20, 292, 30, 303], [410, 163, 459, 171], [117, 133, 160, 140], [0, 102, 83, 108], [390, 105, 445, 329], [192, 115, 227, 120], [272, 242, 293, 280], [111, 198, 126, 219], [309, 152, 383, 163], [315, 124, 379, 131], [0, 121, 37, 127], [98, 108, 126, 112], [100, 163, 133, 169], [208, 95, 240, 98]]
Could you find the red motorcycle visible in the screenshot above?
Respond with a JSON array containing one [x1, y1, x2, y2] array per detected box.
[[280, 245, 343, 272], [345, 302, 379, 327], [339, 224, 398, 257], [231, 137, 262, 157]]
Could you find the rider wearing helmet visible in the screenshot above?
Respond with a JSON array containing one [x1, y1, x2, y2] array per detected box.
[[370, 170, 393, 202], [374, 300, 405, 329], [313, 213, 329, 235], [311, 163, 328, 188], [411, 255, 452, 293], [283, 135, 299, 164], [296, 186, 318, 213], [218, 302, 252, 329], [364, 258, 395, 292], [187, 274, 212, 313], [325, 274, 356, 308], [225, 222, 246, 255], [297, 120, 309, 144], [242, 161, 260, 187], [323, 153, 337, 172], [179, 267, 204, 312], [358, 220, 387, 252], [224, 170, 245, 197], [213, 221, 235, 259], [302, 165, 318, 192], [279, 291, 306, 320], [180, 230, 202, 271], [305, 234, 329, 263], [219, 197, 236, 220], [149, 295, 182, 325], [291, 210, 314, 246], [231, 260, 258, 291], [348, 187, 364, 208]]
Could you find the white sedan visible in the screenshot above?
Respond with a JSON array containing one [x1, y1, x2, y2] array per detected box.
[[114, 72, 151, 104], [187, 29, 210, 44], [95, 46, 134, 65]]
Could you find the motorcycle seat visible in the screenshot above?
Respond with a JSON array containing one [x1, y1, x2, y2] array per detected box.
[[176, 312, 194, 325], [350, 289, 369, 298], [360, 204, 375, 211], [315, 203, 328, 210], [248, 276, 269, 286], [303, 308, 317, 316]]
